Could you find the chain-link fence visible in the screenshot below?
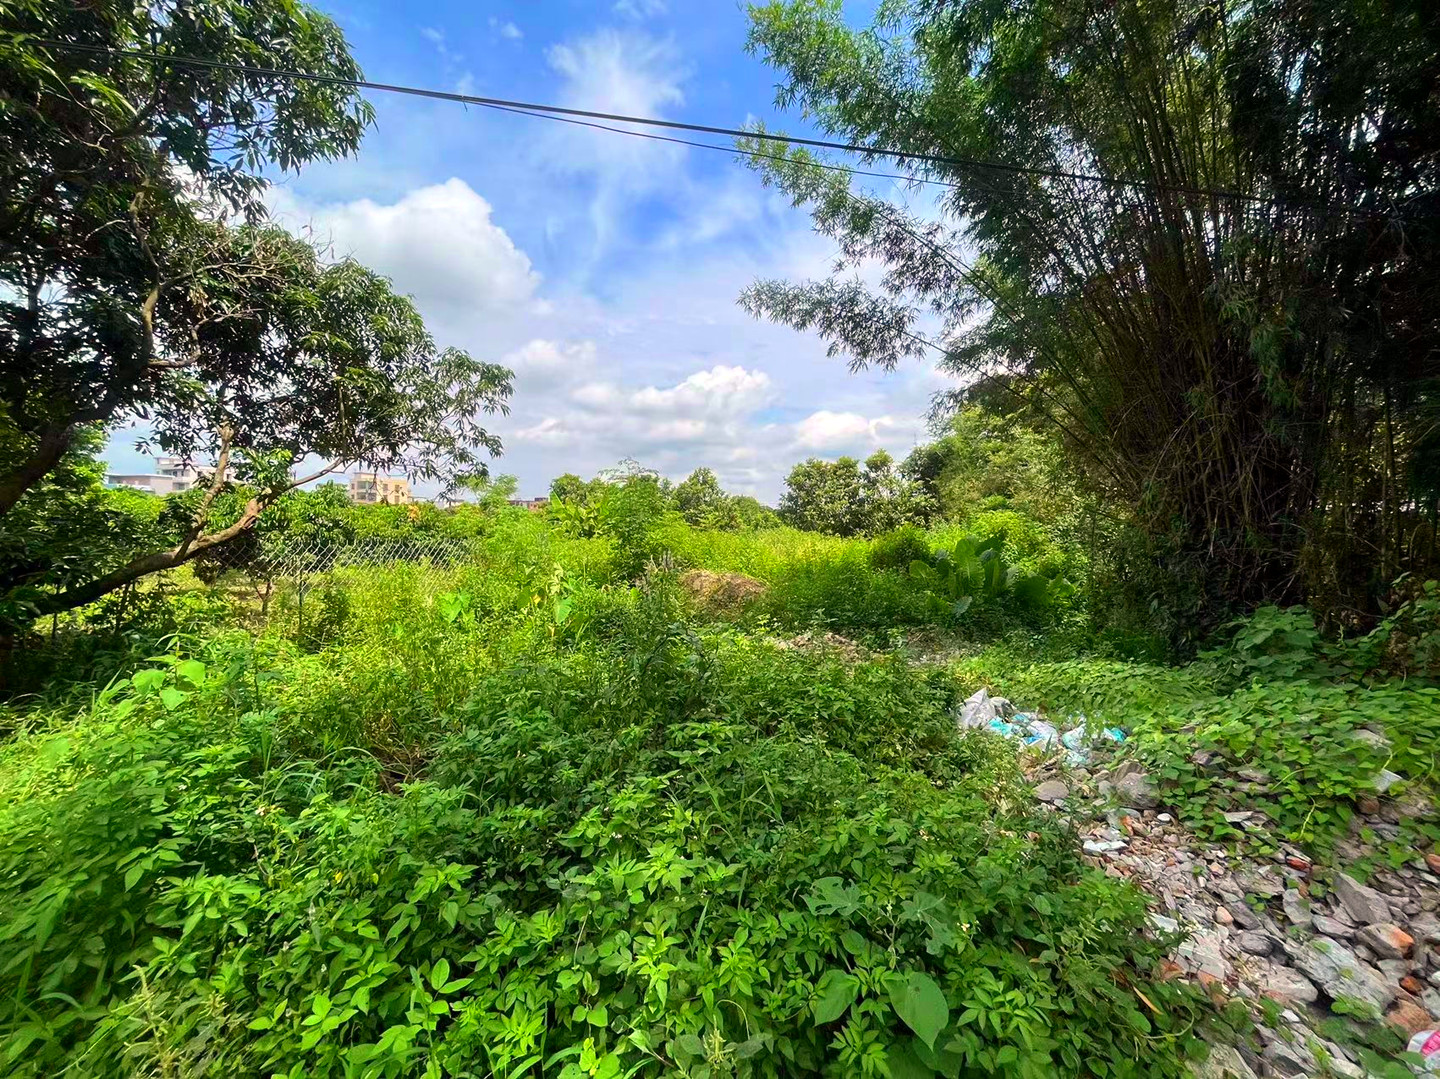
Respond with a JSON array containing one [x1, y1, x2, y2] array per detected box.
[[189, 534, 483, 631]]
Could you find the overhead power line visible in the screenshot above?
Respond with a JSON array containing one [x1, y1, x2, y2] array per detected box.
[[34, 38, 1328, 209]]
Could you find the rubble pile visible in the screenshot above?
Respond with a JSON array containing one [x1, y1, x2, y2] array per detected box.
[[957, 688, 1440, 1077]]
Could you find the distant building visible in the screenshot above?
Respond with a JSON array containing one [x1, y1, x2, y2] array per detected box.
[[108, 456, 205, 496], [507, 496, 550, 512], [349, 473, 412, 505]]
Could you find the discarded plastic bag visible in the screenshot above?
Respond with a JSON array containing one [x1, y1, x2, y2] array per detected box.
[[957, 688, 1013, 730], [1409, 1031, 1440, 1074]]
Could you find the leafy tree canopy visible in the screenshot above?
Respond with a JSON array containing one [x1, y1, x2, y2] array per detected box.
[[744, 0, 1440, 625], [0, 0, 512, 621]]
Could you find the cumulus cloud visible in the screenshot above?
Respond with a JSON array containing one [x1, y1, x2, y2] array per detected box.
[[502, 339, 596, 394], [270, 179, 540, 318], [516, 364, 775, 450]]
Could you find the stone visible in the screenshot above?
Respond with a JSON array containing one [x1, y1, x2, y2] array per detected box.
[[1084, 839, 1126, 854], [1262, 1037, 1315, 1076], [1313, 914, 1355, 939], [1214, 905, 1234, 927], [1423, 987, 1440, 1016], [1238, 931, 1273, 956], [1351, 728, 1392, 752], [1427, 853, 1440, 874], [1281, 888, 1312, 926], [1114, 770, 1160, 809], [1149, 913, 1180, 934], [1333, 873, 1392, 925], [1178, 931, 1231, 980], [1401, 975, 1425, 994], [1356, 922, 1414, 959], [1189, 1044, 1257, 1079], [1260, 967, 1320, 1006], [1411, 913, 1440, 944], [1357, 795, 1381, 815], [1288, 938, 1394, 1015], [1034, 779, 1069, 803], [1379, 958, 1411, 982], [1228, 903, 1261, 930], [1236, 869, 1284, 899], [1386, 997, 1433, 1036], [1157, 812, 1173, 823]]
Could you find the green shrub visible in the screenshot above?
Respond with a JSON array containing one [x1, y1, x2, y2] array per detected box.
[[868, 525, 931, 571]]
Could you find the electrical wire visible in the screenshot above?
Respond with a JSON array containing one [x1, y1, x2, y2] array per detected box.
[[32, 38, 1309, 208]]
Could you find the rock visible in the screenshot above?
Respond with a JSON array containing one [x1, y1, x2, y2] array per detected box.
[[1223, 810, 1253, 824], [1239, 931, 1274, 956], [1288, 938, 1394, 1015], [1423, 987, 1440, 1016], [1178, 931, 1232, 980], [1261, 967, 1320, 1006], [1356, 922, 1414, 959], [1261, 1039, 1314, 1077], [1237, 869, 1284, 899], [1334, 873, 1392, 925], [1229, 903, 1261, 930], [1157, 812, 1173, 823], [1380, 958, 1411, 982], [1386, 997, 1433, 1036], [1427, 853, 1440, 874], [1412, 914, 1440, 944], [1034, 779, 1069, 803], [1214, 905, 1234, 927], [1150, 913, 1180, 934], [1357, 795, 1381, 815], [1401, 975, 1425, 994], [1351, 728, 1392, 753], [1114, 770, 1160, 809], [1084, 839, 1126, 854], [1281, 888, 1312, 925], [1285, 856, 1311, 872], [1395, 793, 1433, 820], [1190, 1044, 1258, 1079], [1313, 914, 1355, 939]]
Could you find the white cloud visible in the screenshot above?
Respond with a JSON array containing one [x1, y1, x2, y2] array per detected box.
[[541, 29, 687, 269], [488, 17, 522, 40], [502, 339, 596, 394], [270, 179, 540, 318], [614, 0, 667, 16], [794, 410, 919, 452]]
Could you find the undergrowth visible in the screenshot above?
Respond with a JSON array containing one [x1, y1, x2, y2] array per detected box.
[[0, 567, 1223, 1077]]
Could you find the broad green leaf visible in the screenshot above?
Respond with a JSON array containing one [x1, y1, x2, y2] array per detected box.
[[177, 659, 207, 686], [428, 959, 451, 991], [885, 1039, 939, 1079], [159, 687, 188, 711], [812, 970, 859, 1024], [889, 971, 949, 1050]]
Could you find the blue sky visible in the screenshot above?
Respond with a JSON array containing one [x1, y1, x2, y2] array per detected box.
[[107, 0, 955, 501]]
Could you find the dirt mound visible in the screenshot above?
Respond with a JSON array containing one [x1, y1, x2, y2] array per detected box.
[[680, 569, 768, 612]]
